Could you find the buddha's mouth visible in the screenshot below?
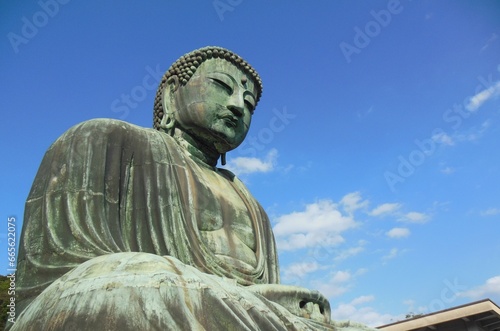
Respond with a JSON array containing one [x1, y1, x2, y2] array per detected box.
[[219, 114, 238, 127]]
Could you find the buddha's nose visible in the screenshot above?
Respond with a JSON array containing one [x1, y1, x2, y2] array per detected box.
[[227, 93, 244, 117]]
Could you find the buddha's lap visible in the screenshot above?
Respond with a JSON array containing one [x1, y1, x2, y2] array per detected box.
[[12, 252, 334, 330]]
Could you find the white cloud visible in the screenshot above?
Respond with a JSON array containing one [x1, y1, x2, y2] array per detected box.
[[276, 232, 346, 251], [282, 261, 320, 281], [429, 120, 491, 152], [340, 191, 369, 214], [273, 198, 359, 251], [432, 132, 454, 146], [331, 270, 351, 283], [302, 267, 371, 310], [440, 166, 455, 175], [466, 81, 500, 112], [354, 268, 368, 277], [331, 296, 401, 327], [350, 295, 375, 306], [273, 200, 352, 236], [480, 208, 500, 216], [370, 203, 401, 217], [386, 227, 410, 239], [459, 275, 500, 300], [403, 299, 416, 312], [398, 211, 430, 223], [357, 106, 374, 119], [311, 270, 354, 298], [480, 33, 498, 53], [333, 241, 367, 262], [455, 120, 491, 142], [382, 248, 403, 262], [225, 148, 277, 175]]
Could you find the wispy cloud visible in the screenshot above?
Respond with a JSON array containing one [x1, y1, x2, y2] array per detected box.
[[370, 203, 402, 217], [382, 247, 405, 262], [311, 270, 357, 298], [466, 81, 500, 112], [357, 105, 374, 119], [454, 120, 491, 143], [386, 227, 410, 239], [432, 120, 491, 151], [340, 191, 369, 214], [273, 194, 366, 251], [440, 166, 455, 175], [351, 295, 375, 306], [331, 296, 401, 327], [480, 208, 500, 216], [458, 275, 500, 300], [398, 211, 430, 223], [333, 241, 367, 262], [226, 148, 277, 175], [432, 132, 455, 146], [480, 33, 498, 53], [282, 261, 320, 281]]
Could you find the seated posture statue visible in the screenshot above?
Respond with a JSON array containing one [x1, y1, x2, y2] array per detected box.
[[13, 47, 370, 330]]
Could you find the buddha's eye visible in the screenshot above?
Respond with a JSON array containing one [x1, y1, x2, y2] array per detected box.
[[244, 100, 255, 114], [209, 77, 233, 94]]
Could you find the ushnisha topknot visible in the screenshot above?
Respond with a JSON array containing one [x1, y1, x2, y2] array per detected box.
[[153, 46, 263, 130]]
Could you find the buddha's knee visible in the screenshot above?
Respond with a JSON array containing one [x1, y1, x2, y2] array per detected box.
[[12, 253, 205, 330]]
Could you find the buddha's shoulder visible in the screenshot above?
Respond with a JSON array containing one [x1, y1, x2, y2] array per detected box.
[[67, 118, 153, 134], [61, 118, 164, 142], [49, 119, 170, 155]]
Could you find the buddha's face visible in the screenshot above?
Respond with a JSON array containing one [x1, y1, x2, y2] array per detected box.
[[169, 58, 257, 152]]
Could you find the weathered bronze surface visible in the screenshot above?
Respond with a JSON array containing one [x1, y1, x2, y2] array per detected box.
[[12, 47, 374, 330]]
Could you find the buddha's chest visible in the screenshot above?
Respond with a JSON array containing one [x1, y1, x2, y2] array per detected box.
[[192, 167, 256, 252]]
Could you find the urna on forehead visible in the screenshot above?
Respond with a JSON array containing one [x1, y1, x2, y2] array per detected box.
[[153, 46, 263, 130]]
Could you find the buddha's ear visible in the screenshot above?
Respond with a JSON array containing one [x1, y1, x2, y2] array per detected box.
[[160, 75, 180, 132], [162, 75, 180, 114]]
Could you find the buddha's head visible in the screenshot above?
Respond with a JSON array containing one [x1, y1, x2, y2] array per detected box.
[[153, 47, 263, 157]]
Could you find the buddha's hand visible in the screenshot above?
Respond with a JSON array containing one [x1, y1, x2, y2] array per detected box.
[[248, 284, 331, 324]]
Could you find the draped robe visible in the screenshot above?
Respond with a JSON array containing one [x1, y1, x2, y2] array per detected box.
[[13, 119, 337, 330]]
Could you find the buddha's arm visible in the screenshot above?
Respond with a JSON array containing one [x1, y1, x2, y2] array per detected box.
[[17, 119, 141, 308]]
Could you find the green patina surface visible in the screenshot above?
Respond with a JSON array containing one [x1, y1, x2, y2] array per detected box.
[[11, 47, 374, 330]]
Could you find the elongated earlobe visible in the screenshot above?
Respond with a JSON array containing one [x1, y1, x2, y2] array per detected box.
[[159, 112, 176, 136], [221, 153, 226, 166], [160, 76, 180, 135]]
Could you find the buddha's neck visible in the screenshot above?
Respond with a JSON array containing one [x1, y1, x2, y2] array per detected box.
[[172, 128, 220, 168]]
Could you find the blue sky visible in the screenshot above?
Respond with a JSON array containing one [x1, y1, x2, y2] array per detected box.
[[1, 0, 500, 327]]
